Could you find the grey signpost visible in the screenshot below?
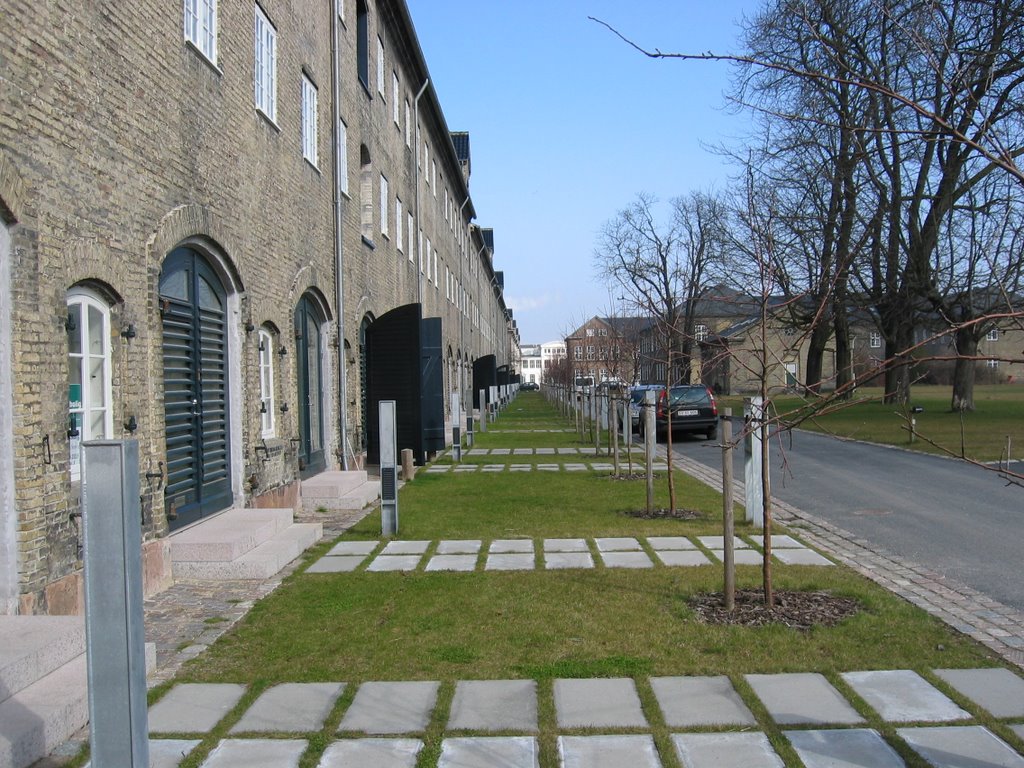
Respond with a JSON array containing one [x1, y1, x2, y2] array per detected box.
[[466, 396, 474, 447], [451, 391, 462, 462], [744, 396, 765, 528], [81, 440, 150, 768], [478, 389, 487, 433], [489, 386, 498, 422], [379, 400, 399, 536]]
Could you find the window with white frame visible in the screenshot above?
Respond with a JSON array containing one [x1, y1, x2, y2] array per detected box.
[[433, 251, 438, 288], [987, 328, 999, 342], [379, 174, 389, 237], [574, 346, 582, 361], [408, 213, 414, 262], [424, 236, 430, 275], [587, 345, 595, 360], [395, 198, 403, 252], [586, 328, 595, 337], [392, 72, 400, 125], [67, 289, 113, 482], [431, 160, 436, 196], [356, 0, 368, 88], [301, 75, 318, 166], [254, 5, 276, 120], [695, 323, 708, 342], [404, 99, 411, 146], [376, 37, 385, 96], [359, 145, 373, 241], [258, 328, 275, 437], [869, 331, 881, 349], [445, 266, 450, 300], [987, 358, 999, 369], [338, 118, 349, 195], [184, 0, 217, 64]]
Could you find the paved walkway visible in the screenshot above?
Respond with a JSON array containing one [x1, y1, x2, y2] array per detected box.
[[308, 534, 833, 573], [127, 668, 1024, 766]]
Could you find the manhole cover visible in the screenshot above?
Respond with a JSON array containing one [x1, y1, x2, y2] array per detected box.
[[852, 509, 892, 516]]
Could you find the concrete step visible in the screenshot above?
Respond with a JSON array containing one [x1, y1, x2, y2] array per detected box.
[[0, 616, 84, 702], [169, 507, 293, 563], [172, 522, 323, 581], [302, 472, 380, 513]]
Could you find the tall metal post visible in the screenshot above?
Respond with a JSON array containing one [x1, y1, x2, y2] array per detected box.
[[744, 396, 764, 528], [451, 391, 462, 462], [81, 440, 150, 768], [379, 401, 399, 536]]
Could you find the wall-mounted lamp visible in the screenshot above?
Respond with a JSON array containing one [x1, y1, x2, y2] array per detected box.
[[245, 320, 255, 333], [280, 403, 289, 413], [258, 340, 265, 352], [124, 415, 138, 432], [121, 324, 136, 340], [259, 402, 267, 414], [278, 345, 287, 357]]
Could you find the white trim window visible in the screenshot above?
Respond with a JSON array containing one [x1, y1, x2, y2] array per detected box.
[[67, 289, 113, 482], [258, 329, 276, 437], [254, 5, 277, 120], [376, 36, 385, 96], [869, 331, 882, 349], [338, 118, 349, 195], [987, 328, 999, 342], [987, 358, 1000, 369], [424, 237, 430, 276], [404, 99, 411, 147], [392, 72, 400, 125], [695, 323, 708, 342], [408, 213, 415, 262], [379, 174, 389, 237], [395, 197, 403, 252], [302, 74, 318, 166], [184, 0, 217, 63]]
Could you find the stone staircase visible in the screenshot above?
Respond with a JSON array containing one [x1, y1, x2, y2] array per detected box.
[[0, 617, 155, 768], [170, 507, 322, 581], [301, 471, 380, 513]]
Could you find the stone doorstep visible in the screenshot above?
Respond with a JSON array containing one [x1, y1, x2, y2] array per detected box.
[[172, 522, 322, 581], [301, 471, 369, 498], [168, 508, 293, 563], [302, 478, 381, 513], [0, 616, 85, 701]]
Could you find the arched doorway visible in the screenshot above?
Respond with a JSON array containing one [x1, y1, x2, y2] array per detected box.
[[358, 315, 372, 453], [295, 294, 326, 477], [160, 247, 233, 529], [0, 217, 17, 612]]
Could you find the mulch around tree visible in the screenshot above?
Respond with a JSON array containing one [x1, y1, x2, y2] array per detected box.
[[690, 589, 860, 631], [622, 507, 704, 520]]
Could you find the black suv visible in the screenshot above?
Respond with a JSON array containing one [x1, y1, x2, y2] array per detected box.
[[651, 385, 719, 440]]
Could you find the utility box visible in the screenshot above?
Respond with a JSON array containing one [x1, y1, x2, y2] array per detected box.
[[379, 401, 398, 536]]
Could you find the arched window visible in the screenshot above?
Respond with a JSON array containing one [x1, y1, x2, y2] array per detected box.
[[258, 327, 276, 438], [67, 288, 113, 481]]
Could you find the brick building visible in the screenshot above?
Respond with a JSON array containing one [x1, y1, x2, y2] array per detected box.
[[0, 0, 513, 618]]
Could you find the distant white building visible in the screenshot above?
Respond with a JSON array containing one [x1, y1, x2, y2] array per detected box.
[[520, 343, 543, 383]]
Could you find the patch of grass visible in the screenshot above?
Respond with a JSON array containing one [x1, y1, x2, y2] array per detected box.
[[722, 384, 1024, 461]]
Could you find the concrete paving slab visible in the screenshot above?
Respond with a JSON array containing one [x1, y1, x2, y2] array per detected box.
[[380, 541, 430, 555], [709, 549, 763, 565], [536, 448, 556, 454], [513, 449, 534, 455], [339, 681, 440, 734], [467, 449, 489, 455], [934, 668, 1024, 718], [485, 554, 536, 571], [426, 466, 450, 473], [785, 729, 904, 768], [489, 539, 534, 553], [565, 464, 588, 471], [425, 555, 478, 572], [746, 673, 864, 725], [439, 736, 539, 768], [651, 463, 668, 471], [232, 682, 344, 732], [655, 550, 712, 567], [591, 463, 614, 471], [774, 549, 835, 566], [544, 538, 588, 552], [545, 552, 594, 569], [579, 447, 598, 455], [672, 732, 784, 768], [595, 537, 642, 551], [436, 540, 482, 555], [510, 464, 532, 472], [453, 465, 478, 472], [842, 670, 970, 722], [554, 678, 647, 728], [698, 536, 749, 549], [897, 726, 1024, 767], [149, 683, 247, 733], [327, 541, 378, 556], [557, 448, 579, 454], [651, 675, 756, 727], [366, 555, 421, 572], [483, 465, 506, 472], [306, 556, 365, 573], [491, 449, 511, 455], [447, 680, 538, 732], [199, 738, 306, 768], [646, 536, 696, 550], [86, 740, 203, 768], [318, 738, 422, 767], [558, 735, 661, 768], [601, 551, 654, 568], [538, 464, 561, 471], [762, 535, 806, 548], [1011, 724, 1024, 741]]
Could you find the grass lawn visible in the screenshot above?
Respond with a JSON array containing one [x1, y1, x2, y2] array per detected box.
[[721, 384, 1024, 462], [160, 391, 1019, 768]]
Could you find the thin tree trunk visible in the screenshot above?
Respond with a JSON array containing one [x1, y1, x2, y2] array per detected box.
[[951, 329, 978, 412]]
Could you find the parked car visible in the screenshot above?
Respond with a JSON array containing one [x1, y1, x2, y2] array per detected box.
[[628, 385, 662, 432], [637, 385, 718, 440], [520, 381, 539, 391]]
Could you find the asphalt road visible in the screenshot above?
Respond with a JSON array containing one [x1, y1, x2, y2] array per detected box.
[[665, 424, 1024, 612]]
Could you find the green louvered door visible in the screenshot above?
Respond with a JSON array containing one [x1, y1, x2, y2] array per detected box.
[[161, 248, 232, 530]]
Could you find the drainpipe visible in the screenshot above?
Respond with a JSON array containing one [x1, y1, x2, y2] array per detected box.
[[458, 196, 470, 399], [331, 0, 349, 469], [413, 78, 430, 309]]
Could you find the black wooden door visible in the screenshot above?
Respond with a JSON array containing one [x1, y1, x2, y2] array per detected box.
[[295, 295, 325, 477], [160, 248, 232, 530]]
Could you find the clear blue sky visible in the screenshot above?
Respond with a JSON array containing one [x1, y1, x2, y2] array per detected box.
[[405, 0, 758, 344]]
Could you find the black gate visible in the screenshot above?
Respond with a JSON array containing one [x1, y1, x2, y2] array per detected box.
[[472, 354, 497, 409], [364, 304, 444, 465], [160, 247, 232, 530], [295, 295, 326, 477]]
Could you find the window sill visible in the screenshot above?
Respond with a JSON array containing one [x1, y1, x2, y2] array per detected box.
[[362, 235, 375, 249], [256, 109, 280, 132], [184, 39, 222, 76], [304, 157, 321, 175]]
